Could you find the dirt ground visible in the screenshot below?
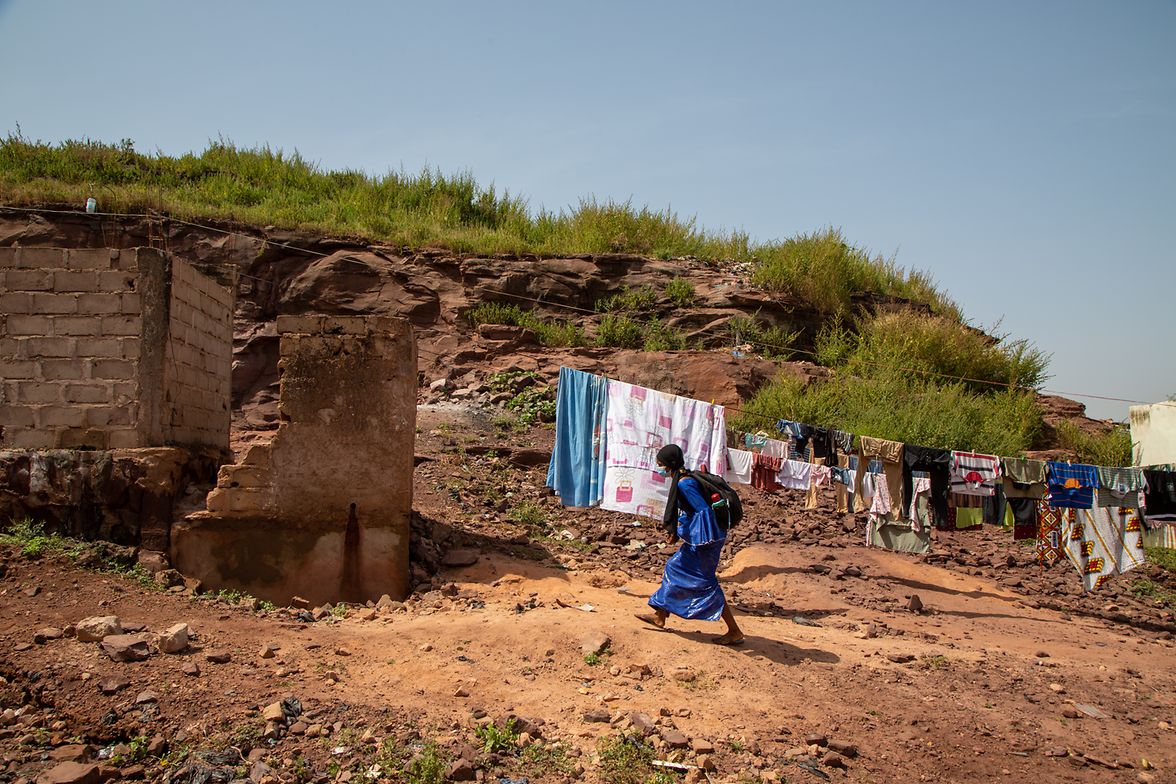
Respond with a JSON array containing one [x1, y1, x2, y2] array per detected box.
[[1, 409, 1174, 784]]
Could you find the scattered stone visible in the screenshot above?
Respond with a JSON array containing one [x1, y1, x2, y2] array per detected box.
[[153, 569, 184, 589], [691, 738, 715, 754], [259, 643, 278, 659], [136, 550, 169, 574], [660, 729, 689, 748], [98, 677, 130, 695], [359, 609, 378, 621], [1062, 708, 1081, 719], [822, 752, 848, 769], [1049, 683, 1065, 694], [671, 668, 697, 683], [828, 740, 858, 758], [842, 566, 862, 578], [34, 627, 64, 644], [75, 616, 122, 643], [580, 632, 611, 657], [134, 691, 158, 705], [418, 643, 433, 652], [289, 721, 308, 735], [262, 702, 285, 722], [48, 745, 92, 762], [805, 734, 828, 748], [158, 623, 190, 654], [886, 653, 916, 664], [24, 585, 40, 597], [583, 709, 610, 723], [1035, 651, 1050, 658], [291, 596, 311, 609], [99, 634, 153, 662], [907, 595, 924, 613], [146, 736, 166, 756], [446, 759, 476, 781], [205, 652, 232, 664], [441, 549, 480, 568], [628, 712, 657, 737], [36, 762, 99, 784], [335, 648, 351, 657], [1075, 703, 1108, 719], [181, 661, 201, 677], [119, 765, 145, 780]]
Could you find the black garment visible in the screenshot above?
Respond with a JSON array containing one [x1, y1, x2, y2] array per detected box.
[[902, 445, 951, 529], [658, 445, 687, 534], [831, 429, 854, 455], [1143, 469, 1176, 522], [983, 484, 1007, 525], [1009, 498, 1037, 540]]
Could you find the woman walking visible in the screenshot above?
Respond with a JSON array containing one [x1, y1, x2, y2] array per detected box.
[[636, 444, 744, 645]]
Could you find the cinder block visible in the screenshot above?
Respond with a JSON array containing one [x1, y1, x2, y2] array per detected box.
[[0, 248, 18, 269], [0, 405, 36, 428], [5, 314, 52, 336], [104, 428, 142, 449], [64, 383, 112, 404], [66, 248, 116, 271], [0, 292, 32, 312], [97, 270, 136, 291], [16, 248, 67, 269], [75, 337, 123, 358], [76, 293, 123, 314], [26, 337, 75, 358], [6, 269, 53, 291], [85, 406, 132, 427], [30, 293, 78, 314], [18, 381, 63, 403], [275, 314, 324, 334], [51, 316, 103, 336], [91, 359, 135, 380], [37, 406, 88, 427], [100, 315, 141, 336], [120, 292, 142, 315], [0, 360, 36, 379], [119, 337, 141, 359], [58, 427, 110, 449], [7, 429, 56, 448], [51, 271, 99, 293], [38, 360, 84, 381]]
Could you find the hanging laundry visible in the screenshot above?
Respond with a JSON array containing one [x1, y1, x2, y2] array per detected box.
[[546, 367, 609, 508], [855, 437, 904, 520], [907, 476, 932, 533], [1036, 503, 1068, 566], [1061, 505, 1146, 591], [1095, 466, 1144, 508], [601, 379, 727, 518], [724, 448, 754, 486], [831, 429, 855, 455], [1142, 522, 1176, 549], [1001, 457, 1047, 499], [1009, 498, 1037, 540], [950, 451, 1001, 497], [758, 437, 790, 459], [1142, 469, 1176, 522], [804, 460, 832, 510], [983, 484, 1007, 526], [751, 453, 784, 492], [902, 445, 951, 529], [833, 455, 854, 514], [775, 459, 813, 491], [743, 432, 768, 451], [1046, 461, 1099, 509], [866, 479, 931, 554]]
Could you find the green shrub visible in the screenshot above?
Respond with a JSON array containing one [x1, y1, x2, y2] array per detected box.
[[596, 286, 658, 313], [595, 314, 646, 348], [406, 742, 447, 784], [596, 735, 666, 784], [727, 315, 800, 359], [664, 277, 696, 307], [734, 368, 1042, 456], [506, 387, 556, 426], [508, 501, 548, 531], [642, 319, 687, 351], [475, 719, 520, 754], [466, 303, 585, 348], [1053, 421, 1133, 466]]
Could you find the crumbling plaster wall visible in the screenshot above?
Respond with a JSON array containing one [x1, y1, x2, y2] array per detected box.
[[172, 315, 417, 604]]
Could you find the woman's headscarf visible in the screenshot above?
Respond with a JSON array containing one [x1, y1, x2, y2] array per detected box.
[[657, 444, 688, 533]]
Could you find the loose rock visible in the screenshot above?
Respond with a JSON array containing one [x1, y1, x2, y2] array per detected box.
[[158, 623, 190, 654], [75, 616, 122, 643]]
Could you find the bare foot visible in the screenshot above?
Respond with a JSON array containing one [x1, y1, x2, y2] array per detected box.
[[713, 632, 745, 646], [634, 613, 667, 629]]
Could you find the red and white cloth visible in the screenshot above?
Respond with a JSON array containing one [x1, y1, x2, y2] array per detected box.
[[950, 451, 1001, 497]]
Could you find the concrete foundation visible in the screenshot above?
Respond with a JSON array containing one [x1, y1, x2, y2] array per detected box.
[[172, 315, 417, 605]]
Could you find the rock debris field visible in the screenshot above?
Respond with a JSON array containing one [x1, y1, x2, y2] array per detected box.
[[1, 409, 1174, 784]]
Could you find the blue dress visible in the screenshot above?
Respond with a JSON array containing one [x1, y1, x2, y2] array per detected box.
[[648, 477, 728, 621]]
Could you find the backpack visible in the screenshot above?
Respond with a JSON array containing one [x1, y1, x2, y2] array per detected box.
[[686, 470, 743, 530]]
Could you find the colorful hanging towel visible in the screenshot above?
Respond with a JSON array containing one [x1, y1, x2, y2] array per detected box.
[[950, 451, 1001, 497], [775, 459, 813, 491], [1143, 469, 1176, 522], [1046, 461, 1099, 509], [1095, 466, 1144, 508], [1036, 502, 1068, 565], [1060, 504, 1145, 591], [546, 367, 609, 507], [600, 379, 727, 518], [751, 453, 784, 492]]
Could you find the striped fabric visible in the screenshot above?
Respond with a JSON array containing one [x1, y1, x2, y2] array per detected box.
[[950, 451, 1000, 497], [1047, 461, 1099, 509]]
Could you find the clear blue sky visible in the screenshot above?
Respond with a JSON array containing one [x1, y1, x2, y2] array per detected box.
[[1, 1, 1173, 420]]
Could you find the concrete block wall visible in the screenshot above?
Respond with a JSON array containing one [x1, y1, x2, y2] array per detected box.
[[162, 258, 234, 447], [0, 246, 234, 451], [0, 247, 143, 449]]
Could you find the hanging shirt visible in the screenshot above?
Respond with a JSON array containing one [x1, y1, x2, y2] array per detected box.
[[950, 451, 1001, 497], [546, 367, 610, 508], [601, 379, 727, 518], [1142, 469, 1176, 522], [724, 448, 754, 486], [751, 453, 784, 492], [1061, 505, 1146, 591], [1095, 466, 1144, 508], [1036, 503, 1067, 566], [1046, 461, 1099, 510], [776, 459, 813, 491], [1001, 457, 1048, 500], [757, 437, 791, 460], [902, 445, 951, 529]]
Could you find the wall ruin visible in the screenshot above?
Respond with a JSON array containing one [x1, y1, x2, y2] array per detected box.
[[171, 315, 417, 604]]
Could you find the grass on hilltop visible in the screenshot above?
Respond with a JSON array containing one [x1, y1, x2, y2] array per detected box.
[[0, 134, 958, 318]]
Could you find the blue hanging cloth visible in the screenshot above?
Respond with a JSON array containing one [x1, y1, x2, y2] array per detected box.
[[546, 367, 609, 507]]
